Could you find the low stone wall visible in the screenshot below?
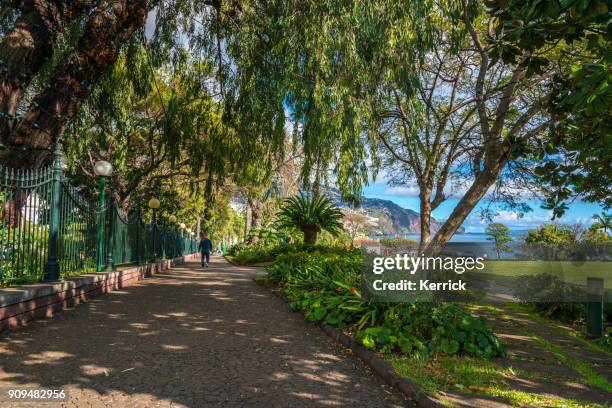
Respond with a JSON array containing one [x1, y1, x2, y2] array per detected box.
[[0, 253, 198, 333]]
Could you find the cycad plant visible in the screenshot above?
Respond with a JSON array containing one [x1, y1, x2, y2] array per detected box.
[[276, 194, 344, 246]]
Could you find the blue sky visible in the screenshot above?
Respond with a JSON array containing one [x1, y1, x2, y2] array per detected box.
[[362, 181, 604, 232]]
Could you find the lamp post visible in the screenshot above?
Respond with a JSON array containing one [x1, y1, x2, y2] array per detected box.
[[186, 228, 192, 253], [43, 143, 63, 281], [168, 215, 177, 257], [179, 223, 186, 255], [161, 218, 167, 260], [94, 160, 113, 272], [148, 198, 160, 262]]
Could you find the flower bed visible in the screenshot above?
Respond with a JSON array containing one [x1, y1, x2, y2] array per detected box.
[[266, 246, 503, 358]]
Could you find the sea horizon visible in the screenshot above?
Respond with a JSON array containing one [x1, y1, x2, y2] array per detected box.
[[374, 230, 529, 243]]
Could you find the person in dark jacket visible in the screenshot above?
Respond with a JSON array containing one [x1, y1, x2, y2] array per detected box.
[[198, 233, 213, 267]]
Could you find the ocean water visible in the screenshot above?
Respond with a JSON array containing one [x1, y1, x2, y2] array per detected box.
[[376, 230, 528, 243]]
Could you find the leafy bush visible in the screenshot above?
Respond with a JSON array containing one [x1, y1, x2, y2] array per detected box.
[[355, 303, 502, 358], [514, 273, 612, 323], [267, 246, 503, 358], [229, 242, 300, 265], [379, 237, 418, 251]]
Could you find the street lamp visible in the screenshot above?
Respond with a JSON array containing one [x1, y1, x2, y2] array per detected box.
[[94, 160, 112, 272], [186, 228, 193, 253], [167, 215, 177, 256], [149, 198, 160, 262], [178, 223, 186, 255]]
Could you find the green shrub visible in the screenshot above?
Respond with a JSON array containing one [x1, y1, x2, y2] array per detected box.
[[514, 273, 612, 324], [379, 237, 418, 251], [266, 246, 504, 359], [355, 303, 502, 358], [229, 242, 303, 264]]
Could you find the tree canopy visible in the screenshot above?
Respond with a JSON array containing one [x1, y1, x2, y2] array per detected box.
[[0, 0, 609, 247]]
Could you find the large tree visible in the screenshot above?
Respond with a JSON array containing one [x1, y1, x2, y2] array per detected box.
[[373, 2, 555, 251], [0, 1, 149, 167]]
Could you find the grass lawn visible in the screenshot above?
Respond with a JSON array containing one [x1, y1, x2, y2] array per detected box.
[[387, 355, 607, 408], [479, 260, 612, 289], [387, 303, 612, 407]]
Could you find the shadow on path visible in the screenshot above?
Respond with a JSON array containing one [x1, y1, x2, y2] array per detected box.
[[0, 257, 407, 407]]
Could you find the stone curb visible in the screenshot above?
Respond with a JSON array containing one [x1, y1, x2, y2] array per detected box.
[[253, 275, 446, 408], [318, 324, 446, 408]]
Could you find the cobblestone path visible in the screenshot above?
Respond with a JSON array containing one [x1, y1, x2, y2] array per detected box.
[[0, 257, 408, 407]]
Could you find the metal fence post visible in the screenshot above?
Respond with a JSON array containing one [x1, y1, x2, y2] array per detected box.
[[135, 207, 141, 265], [105, 189, 115, 271], [151, 209, 157, 262], [587, 277, 604, 338], [161, 220, 166, 260], [43, 144, 62, 281], [96, 176, 106, 272]]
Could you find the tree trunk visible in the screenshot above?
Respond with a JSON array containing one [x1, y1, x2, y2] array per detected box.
[[0, 1, 95, 144], [246, 196, 262, 244], [426, 161, 506, 254], [418, 188, 432, 253], [1, 0, 149, 168], [244, 203, 251, 242], [302, 225, 318, 246]]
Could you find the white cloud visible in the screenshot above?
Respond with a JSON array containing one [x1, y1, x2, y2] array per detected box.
[[493, 210, 553, 225], [465, 210, 554, 228], [384, 185, 420, 197]]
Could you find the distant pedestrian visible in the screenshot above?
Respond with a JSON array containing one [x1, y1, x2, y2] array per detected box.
[[198, 233, 213, 267]]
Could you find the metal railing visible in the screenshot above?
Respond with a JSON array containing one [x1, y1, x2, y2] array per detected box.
[[0, 145, 197, 287]]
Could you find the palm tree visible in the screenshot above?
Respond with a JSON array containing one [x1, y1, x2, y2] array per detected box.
[[592, 212, 612, 234], [276, 194, 344, 245]]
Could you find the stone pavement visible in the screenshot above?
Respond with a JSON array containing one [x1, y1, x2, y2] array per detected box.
[[0, 257, 408, 407]]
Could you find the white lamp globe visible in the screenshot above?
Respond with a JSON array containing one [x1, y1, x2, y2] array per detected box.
[[186, 228, 192, 234], [148, 198, 160, 209], [169, 215, 177, 223], [179, 223, 186, 229], [93, 160, 113, 177]]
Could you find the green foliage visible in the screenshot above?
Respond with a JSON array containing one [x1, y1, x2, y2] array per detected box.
[[523, 224, 583, 260], [275, 194, 344, 245], [379, 237, 418, 251], [525, 224, 577, 244], [488, 0, 612, 215], [514, 273, 612, 324], [514, 273, 587, 322], [485, 223, 513, 259], [583, 223, 612, 243], [0, 225, 47, 286], [229, 242, 300, 265], [66, 42, 237, 211], [356, 303, 503, 358], [592, 212, 612, 234], [214, 0, 445, 201], [267, 246, 503, 358]]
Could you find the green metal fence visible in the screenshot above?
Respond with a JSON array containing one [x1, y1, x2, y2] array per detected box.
[[0, 146, 197, 287], [0, 166, 52, 284]]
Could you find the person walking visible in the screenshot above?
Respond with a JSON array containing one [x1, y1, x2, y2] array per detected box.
[[198, 233, 213, 267]]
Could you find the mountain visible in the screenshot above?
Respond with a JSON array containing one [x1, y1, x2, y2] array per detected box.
[[357, 195, 440, 234], [331, 189, 463, 235]]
